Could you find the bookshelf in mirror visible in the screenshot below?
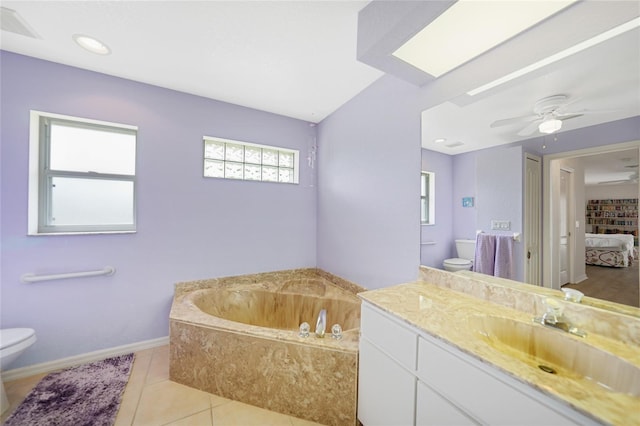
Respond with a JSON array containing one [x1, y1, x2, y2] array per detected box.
[[585, 198, 638, 245]]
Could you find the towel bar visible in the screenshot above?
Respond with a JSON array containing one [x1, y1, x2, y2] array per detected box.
[[21, 266, 115, 283], [476, 230, 521, 242]]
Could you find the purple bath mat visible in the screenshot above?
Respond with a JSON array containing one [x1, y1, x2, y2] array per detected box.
[[4, 353, 134, 426]]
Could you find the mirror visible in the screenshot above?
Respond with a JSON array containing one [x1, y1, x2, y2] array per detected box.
[[420, 139, 640, 316], [412, 2, 640, 316]]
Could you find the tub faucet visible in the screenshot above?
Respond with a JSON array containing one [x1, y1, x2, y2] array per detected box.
[[315, 309, 327, 338]]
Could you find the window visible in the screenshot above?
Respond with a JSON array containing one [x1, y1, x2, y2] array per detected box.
[[28, 111, 137, 234], [203, 136, 299, 184], [421, 171, 435, 225]]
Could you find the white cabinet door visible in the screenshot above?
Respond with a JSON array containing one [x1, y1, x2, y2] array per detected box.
[[416, 380, 478, 426], [358, 338, 415, 426]]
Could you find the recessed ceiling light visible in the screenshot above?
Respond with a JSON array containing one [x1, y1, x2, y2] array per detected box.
[[393, 0, 575, 77], [73, 34, 111, 55], [468, 17, 640, 96], [433, 138, 446, 143]]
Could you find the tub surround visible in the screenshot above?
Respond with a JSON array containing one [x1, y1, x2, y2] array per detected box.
[[358, 266, 640, 425], [169, 268, 365, 426]]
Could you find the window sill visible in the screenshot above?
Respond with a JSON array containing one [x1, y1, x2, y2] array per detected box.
[[28, 230, 137, 236]]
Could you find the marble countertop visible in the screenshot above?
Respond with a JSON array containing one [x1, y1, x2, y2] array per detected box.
[[359, 280, 640, 425]]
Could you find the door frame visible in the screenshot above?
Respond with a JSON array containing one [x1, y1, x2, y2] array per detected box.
[[542, 140, 640, 289], [558, 166, 575, 286]]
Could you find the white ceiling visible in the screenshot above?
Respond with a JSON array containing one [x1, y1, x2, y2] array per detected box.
[[1, 0, 639, 185], [420, 15, 640, 155], [0, 1, 383, 123], [581, 149, 638, 186]]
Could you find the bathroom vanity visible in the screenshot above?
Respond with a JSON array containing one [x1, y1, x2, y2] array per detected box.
[[357, 267, 640, 425]]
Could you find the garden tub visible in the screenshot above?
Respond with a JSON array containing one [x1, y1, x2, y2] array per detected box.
[[169, 268, 364, 425]]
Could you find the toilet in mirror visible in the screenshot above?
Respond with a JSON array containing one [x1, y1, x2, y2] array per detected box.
[[443, 239, 477, 272]]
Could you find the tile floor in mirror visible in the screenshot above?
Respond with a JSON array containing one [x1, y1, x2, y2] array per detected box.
[[2, 345, 323, 426]]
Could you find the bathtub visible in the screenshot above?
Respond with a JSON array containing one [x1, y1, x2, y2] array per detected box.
[[169, 268, 364, 426]]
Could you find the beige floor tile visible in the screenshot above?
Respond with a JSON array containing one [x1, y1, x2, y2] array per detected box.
[[114, 350, 154, 426], [210, 393, 233, 408], [289, 416, 325, 426], [212, 400, 295, 426], [164, 408, 213, 426], [133, 380, 211, 426], [2, 344, 327, 426], [1, 372, 47, 423], [135, 347, 157, 359], [146, 345, 170, 384]]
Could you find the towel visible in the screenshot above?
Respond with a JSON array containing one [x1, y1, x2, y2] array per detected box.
[[474, 233, 496, 275], [494, 235, 514, 279]]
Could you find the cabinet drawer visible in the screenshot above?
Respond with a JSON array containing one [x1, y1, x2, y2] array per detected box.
[[417, 336, 579, 426], [360, 303, 417, 370]]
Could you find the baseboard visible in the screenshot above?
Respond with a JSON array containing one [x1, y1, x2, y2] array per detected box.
[[572, 274, 589, 284], [1, 336, 169, 382]]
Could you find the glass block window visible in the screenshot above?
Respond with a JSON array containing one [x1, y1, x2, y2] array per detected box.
[[203, 137, 299, 184], [28, 111, 137, 235]]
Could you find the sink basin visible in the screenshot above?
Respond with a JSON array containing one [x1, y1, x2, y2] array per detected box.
[[470, 315, 640, 397]]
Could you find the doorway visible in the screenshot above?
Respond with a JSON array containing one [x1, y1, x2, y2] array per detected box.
[[542, 140, 640, 302]]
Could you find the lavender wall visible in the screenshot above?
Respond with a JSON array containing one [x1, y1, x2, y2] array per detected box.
[[520, 116, 640, 155], [450, 117, 640, 283], [420, 149, 454, 267], [0, 52, 317, 367], [452, 152, 478, 239], [476, 145, 524, 281], [316, 74, 421, 289]]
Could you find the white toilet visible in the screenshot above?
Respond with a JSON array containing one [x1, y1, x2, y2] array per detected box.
[[443, 239, 476, 272], [0, 328, 36, 414]]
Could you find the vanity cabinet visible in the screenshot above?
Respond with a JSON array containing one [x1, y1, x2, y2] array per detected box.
[[357, 301, 416, 426], [358, 302, 599, 426], [416, 380, 476, 425]]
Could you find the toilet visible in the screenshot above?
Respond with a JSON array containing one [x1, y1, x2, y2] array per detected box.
[[443, 239, 476, 272], [0, 328, 36, 414]]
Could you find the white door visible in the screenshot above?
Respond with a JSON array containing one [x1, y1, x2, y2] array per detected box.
[[559, 169, 572, 285], [524, 154, 542, 285]]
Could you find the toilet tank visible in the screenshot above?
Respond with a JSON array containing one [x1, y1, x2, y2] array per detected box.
[[455, 239, 477, 260]]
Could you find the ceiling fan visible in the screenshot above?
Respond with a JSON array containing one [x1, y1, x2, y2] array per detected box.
[[490, 95, 597, 136], [598, 171, 639, 185]]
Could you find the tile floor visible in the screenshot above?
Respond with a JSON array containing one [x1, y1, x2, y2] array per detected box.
[[2, 345, 323, 426]]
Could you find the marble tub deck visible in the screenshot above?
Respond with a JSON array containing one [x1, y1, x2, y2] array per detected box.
[[169, 268, 365, 426]]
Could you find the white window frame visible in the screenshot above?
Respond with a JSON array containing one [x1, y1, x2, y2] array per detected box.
[[421, 171, 436, 225], [203, 136, 299, 184], [28, 110, 138, 235]]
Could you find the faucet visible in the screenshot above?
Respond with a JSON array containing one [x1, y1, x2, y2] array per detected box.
[[534, 297, 586, 338], [315, 309, 327, 338]]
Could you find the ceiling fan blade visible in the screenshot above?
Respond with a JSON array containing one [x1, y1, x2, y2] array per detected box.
[[555, 113, 583, 121], [517, 120, 541, 136], [490, 114, 538, 128], [578, 108, 619, 115], [597, 179, 632, 185]]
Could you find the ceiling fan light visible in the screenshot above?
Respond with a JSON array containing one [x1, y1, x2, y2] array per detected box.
[[538, 118, 562, 134]]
